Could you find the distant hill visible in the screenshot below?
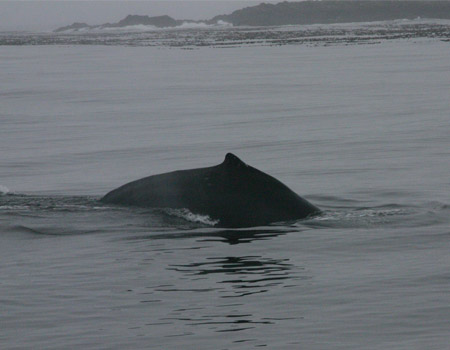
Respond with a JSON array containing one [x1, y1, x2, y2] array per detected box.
[[211, 1, 450, 26], [54, 15, 182, 32], [55, 1, 450, 32]]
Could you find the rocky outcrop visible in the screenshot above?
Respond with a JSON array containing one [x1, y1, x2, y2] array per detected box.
[[109, 15, 178, 28], [55, 1, 450, 32], [54, 22, 92, 33], [211, 1, 450, 26], [55, 15, 179, 32]]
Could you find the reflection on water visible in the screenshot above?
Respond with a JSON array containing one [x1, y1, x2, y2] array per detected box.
[[138, 227, 292, 245], [158, 309, 277, 335], [124, 227, 308, 335], [169, 255, 296, 298], [155, 253, 306, 335], [202, 229, 288, 245]]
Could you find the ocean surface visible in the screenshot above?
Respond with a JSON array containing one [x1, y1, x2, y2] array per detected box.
[[1, 22, 449, 349]]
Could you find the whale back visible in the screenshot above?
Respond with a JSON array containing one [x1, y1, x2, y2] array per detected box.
[[101, 153, 320, 227]]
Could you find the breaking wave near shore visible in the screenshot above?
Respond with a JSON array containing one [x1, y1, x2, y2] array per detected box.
[[56, 20, 233, 34], [1, 19, 449, 48]]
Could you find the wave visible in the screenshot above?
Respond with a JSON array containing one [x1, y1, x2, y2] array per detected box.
[[177, 20, 232, 30], [0, 185, 10, 195], [0, 193, 105, 212], [162, 208, 219, 226], [58, 21, 233, 34], [4, 18, 447, 48], [298, 200, 450, 230], [1, 192, 448, 232]]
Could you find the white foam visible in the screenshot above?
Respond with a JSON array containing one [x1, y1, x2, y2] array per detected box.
[[216, 20, 233, 27], [177, 22, 210, 29], [164, 208, 219, 226], [314, 208, 408, 222], [177, 21, 232, 29], [0, 185, 10, 195], [0, 205, 29, 210], [58, 21, 233, 33], [103, 24, 158, 32]]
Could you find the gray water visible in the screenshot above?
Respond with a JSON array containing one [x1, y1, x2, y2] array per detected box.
[[1, 26, 449, 349]]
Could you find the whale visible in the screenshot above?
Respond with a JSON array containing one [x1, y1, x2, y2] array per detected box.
[[101, 153, 320, 227]]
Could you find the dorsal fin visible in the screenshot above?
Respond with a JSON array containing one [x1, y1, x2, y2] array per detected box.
[[223, 153, 247, 169]]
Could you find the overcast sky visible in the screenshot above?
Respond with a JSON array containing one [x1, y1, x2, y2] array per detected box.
[[0, 0, 282, 31]]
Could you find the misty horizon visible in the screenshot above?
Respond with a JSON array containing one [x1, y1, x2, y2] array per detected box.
[[0, 0, 279, 31]]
